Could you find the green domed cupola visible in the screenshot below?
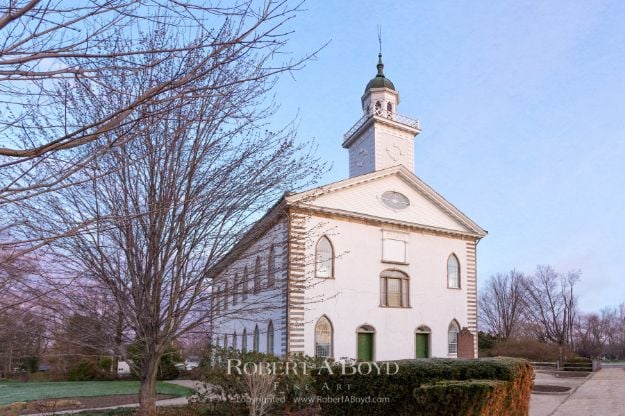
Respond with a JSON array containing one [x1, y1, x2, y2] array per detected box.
[[364, 53, 395, 93]]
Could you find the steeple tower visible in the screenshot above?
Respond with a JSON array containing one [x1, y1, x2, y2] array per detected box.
[[343, 53, 421, 177]]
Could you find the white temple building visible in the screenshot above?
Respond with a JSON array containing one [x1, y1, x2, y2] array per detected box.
[[210, 53, 486, 361]]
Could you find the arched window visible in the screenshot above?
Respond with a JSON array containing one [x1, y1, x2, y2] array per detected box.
[[242, 267, 248, 301], [448, 320, 460, 355], [223, 281, 229, 310], [214, 285, 221, 315], [314, 316, 333, 358], [315, 236, 334, 278], [233, 274, 239, 305], [254, 256, 261, 294], [447, 254, 460, 289], [375, 100, 382, 115], [233, 331, 237, 350], [267, 320, 274, 355], [386, 102, 393, 117], [253, 325, 259, 352], [380, 269, 409, 307], [267, 245, 275, 288], [242, 328, 248, 353]]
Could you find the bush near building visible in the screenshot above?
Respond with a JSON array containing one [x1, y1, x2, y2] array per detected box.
[[194, 348, 318, 416], [312, 358, 532, 416]]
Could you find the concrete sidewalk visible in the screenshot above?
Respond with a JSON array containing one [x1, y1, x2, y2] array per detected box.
[[553, 368, 625, 416]]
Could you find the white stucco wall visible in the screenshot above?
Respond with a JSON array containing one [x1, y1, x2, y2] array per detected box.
[[301, 215, 472, 361], [372, 123, 415, 173], [212, 217, 288, 356], [348, 128, 376, 178]]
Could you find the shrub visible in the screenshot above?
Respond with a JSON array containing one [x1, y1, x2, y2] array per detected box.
[[68, 359, 115, 381], [311, 358, 533, 416], [562, 357, 592, 371], [19, 356, 40, 373], [481, 338, 577, 362], [98, 357, 113, 372], [193, 347, 319, 416]]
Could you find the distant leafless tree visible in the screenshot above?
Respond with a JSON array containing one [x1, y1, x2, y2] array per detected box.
[[14, 8, 323, 415], [573, 312, 606, 359], [479, 269, 526, 339], [0, 307, 46, 377], [523, 265, 579, 346], [573, 303, 625, 359]]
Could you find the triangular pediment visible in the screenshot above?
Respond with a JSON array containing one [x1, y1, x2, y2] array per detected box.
[[286, 166, 486, 237]]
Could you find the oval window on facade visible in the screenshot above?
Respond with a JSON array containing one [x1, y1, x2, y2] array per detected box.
[[381, 191, 410, 210]]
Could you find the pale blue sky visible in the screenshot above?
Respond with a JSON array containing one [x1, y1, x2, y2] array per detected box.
[[272, 1, 625, 312]]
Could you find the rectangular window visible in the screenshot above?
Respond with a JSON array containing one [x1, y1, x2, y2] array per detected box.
[[380, 270, 410, 308], [381, 230, 408, 263], [387, 278, 401, 307]]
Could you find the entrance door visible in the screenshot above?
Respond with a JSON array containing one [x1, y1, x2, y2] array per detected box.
[[357, 333, 373, 361], [415, 333, 429, 358]]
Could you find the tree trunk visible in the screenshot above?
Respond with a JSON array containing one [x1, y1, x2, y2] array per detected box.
[[113, 310, 124, 378], [138, 352, 161, 416]]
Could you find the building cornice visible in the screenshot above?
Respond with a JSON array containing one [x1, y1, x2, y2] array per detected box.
[[342, 114, 420, 148], [286, 165, 487, 238], [287, 204, 483, 241]]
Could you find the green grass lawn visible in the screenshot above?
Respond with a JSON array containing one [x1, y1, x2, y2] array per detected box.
[[0, 380, 193, 406]]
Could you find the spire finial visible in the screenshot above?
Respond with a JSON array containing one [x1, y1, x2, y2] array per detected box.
[[376, 25, 384, 76]]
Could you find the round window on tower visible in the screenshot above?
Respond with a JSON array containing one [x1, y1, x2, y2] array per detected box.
[[380, 191, 410, 210]]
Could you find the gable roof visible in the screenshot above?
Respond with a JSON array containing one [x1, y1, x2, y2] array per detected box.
[[285, 165, 487, 238]]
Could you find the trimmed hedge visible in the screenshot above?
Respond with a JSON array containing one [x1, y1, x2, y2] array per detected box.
[[312, 357, 532, 416]]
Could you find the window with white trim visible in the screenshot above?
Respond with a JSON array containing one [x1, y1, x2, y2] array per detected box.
[[267, 320, 274, 355], [314, 316, 333, 358], [254, 257, 261, 294], [233, 274, 239, 305], [315, 236, 334, 278], [380, 269, 410, 307], [448, 320, 460, 355], [242, 266, 248, 300], [447, 254, 460, 289], [253, 325, 259, 352]]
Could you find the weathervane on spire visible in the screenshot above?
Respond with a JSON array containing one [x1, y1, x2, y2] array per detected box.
[[376, 25, 384, 76]]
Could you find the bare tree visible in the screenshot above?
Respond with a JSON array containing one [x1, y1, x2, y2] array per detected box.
[[17, 12, 323, 416], [1, 0, 319, 261], [523, 265, 579, 346], [574, 303, 625, 360], [0, 307, 46, 377], [479, 269, 526, 339], [573, 312, 606, 359]]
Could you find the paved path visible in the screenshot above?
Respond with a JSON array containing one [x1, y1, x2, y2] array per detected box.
[[553, 368, 625, 416], [529, 372, 589, 416]]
